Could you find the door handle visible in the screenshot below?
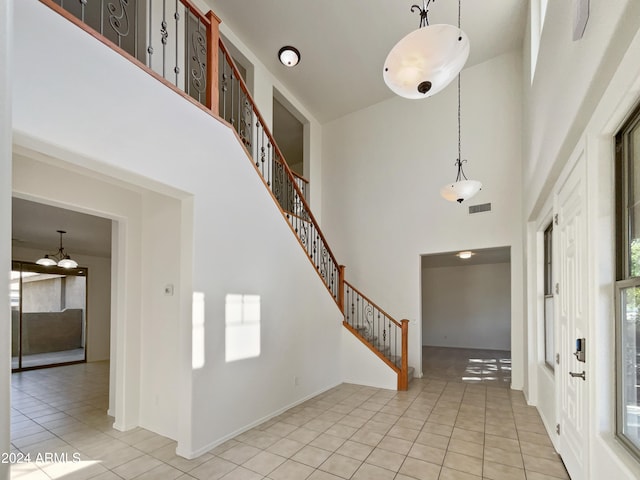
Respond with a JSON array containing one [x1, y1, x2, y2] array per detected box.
[[569, 371, 586, 381]]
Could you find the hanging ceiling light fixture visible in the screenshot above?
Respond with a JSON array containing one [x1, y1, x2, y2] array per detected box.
[[440, 74, 482, 203], [440, 1, 481, 204], [36, 230, 79, 269], [383, 0, 469, 99]]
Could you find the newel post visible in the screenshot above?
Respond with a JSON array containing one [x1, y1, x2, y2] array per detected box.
[[398, 319, 409, 391], [338, 265, 346, 313], [206, 10, 222, 115]]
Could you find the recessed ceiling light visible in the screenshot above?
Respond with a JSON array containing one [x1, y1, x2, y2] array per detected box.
[[457, 251, 474, 259], [278, 46, 300, 67]]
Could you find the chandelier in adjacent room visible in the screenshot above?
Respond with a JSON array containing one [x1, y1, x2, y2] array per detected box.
[[36, 230, 79, 269]]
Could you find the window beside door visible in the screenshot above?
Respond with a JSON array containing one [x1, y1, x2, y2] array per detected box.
[[544, 222, 555, 371], [615, 102, 640, 457]]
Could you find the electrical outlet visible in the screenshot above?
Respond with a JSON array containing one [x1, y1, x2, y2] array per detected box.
[[294, 376, 299, 387], [164, 284, 174, 296]]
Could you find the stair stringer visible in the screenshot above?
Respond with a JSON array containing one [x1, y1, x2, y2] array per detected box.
[[340, 326, 397, 390]]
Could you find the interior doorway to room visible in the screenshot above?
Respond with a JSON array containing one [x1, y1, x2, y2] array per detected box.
[[421, 246, 512, 385], [11, 197, 113, 372]]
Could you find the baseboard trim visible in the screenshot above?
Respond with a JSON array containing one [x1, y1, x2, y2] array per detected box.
[[176, 381, 342, 459]]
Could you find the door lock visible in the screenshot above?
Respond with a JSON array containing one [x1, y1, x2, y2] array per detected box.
[[574, 338, 586, 362], [569, 371, 586, 381]]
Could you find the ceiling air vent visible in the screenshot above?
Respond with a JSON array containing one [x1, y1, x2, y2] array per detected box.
[[468, 203, 491, 215]]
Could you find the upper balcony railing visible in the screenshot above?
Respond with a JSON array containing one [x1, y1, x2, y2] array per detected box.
[[48, 0, 221, 113]]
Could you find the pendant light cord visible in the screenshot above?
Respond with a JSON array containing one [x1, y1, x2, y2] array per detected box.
[[455, 0, 467, 182], [457, 75, 462, 179], [457, 0, 461, 165]]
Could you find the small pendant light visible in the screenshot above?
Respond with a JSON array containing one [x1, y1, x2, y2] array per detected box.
[[440, 74, 482, 203]]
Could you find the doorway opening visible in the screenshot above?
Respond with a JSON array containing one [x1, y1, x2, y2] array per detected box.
[[421, 246, 512, 386], [12, 197, 113, 369]]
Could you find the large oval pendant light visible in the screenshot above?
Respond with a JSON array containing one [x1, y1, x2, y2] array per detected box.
[[383, 1, 469, 99]]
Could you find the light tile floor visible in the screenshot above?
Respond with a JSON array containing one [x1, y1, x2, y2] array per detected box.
[[9, 347, 570, 479]]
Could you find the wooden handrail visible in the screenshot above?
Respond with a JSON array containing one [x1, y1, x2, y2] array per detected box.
[[181, 0, 212, 26], [291, 169, 310, 185], [218, 40, 340, 292], [343, 280, 402, 328]]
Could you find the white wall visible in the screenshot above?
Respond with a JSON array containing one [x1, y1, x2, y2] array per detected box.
[[524, 1, 640, 478], [0, 1, 12, 479], [422, 263, 511, 350], [340, 329, 397, 390], [524, 0, 640, 215], [11, 244, 112, 362], [139, 191, 182, 439], [13, 0, 344, 458], [321, 51, 524, 385]]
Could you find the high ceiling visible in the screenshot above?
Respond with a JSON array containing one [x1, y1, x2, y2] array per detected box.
[[11, 1, 527, 258], [207, 0, 528, 123]]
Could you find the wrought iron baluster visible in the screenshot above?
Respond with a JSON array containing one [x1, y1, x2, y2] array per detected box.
[[258, 130, 264, 174], [220, 49, 226, 119], [100, 0, 104, 35], [267, 142, 272, 189], [134, 0, 138, 60], [161, 0, 167, 78], [174, 0, 179, 85], [237, 77, 242, 139], [107, 0, 130, 49], [80, 0, 85, 22], [147, 0, 153, 69], [229, 70, 235, 127]]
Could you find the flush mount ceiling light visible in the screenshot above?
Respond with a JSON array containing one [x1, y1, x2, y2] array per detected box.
[[457, 251, 474, 259], [36, 230, 79, 269], [278, 46, 300, 67], [440, 74, 482, 203], [383, 0, 469, 99]]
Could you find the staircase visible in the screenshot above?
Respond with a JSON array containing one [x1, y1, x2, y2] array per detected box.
[[41, 0, 411, 390]]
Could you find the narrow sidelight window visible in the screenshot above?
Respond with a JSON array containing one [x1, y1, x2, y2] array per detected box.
[[616, 102, 640, 457], [544, 222, 554, 370]]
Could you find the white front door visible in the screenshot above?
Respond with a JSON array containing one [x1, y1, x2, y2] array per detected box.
[[556, 154, 589, 479]]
